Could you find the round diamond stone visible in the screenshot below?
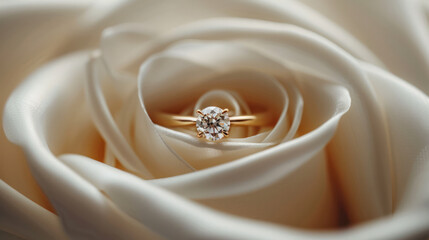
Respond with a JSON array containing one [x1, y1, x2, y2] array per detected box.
[[196, 106, 230, 141]]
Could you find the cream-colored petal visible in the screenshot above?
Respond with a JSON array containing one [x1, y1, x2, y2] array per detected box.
[[60, 154, 324, 239], [363, 63, 429, 210], [3, 52, 164, 240], [0, 0, 90, 211], [93, 0, 381, 75], [299, 0, 429, 94], [86, 53, 154, 177], [0, 181, 67, 240], [62, 153, 429, 239]]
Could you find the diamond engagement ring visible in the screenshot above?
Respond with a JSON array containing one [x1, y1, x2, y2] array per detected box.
[[152, 106, 272, 142]]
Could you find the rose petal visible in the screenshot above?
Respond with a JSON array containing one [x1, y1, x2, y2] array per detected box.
[[362, 63, 429, 210], [96, 0, 381, 78], [0, 180, 67, 240], [3, 52, 163, 239], [86, 53, 154, 177], [60, 153, 322, 239], [61, 153, 429, 239], [301, 0, 429, 95], [0, 0, 90, 211]]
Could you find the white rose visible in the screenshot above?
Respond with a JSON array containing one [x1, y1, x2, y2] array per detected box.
[[1, 1, 429, 239]]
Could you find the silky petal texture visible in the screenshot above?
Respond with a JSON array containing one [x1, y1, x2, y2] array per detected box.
[[100, 18, 393, 222], [2, 52, 163, 240], [4, 49, 426, 239], [132, 37, 349, 193], [2, 20, 353, 234], [300, 0, 429, 95], [0, 180, 67, 240], [1, 43, 346, 235], [60, 153, 318, 240], [361, 63, 429, 209], [2, 0, 429, 240], [0, 0, 91, 211], [86, 53, 154, 178], [90, 28, 351, 227], [78, 0, 381, 65], [88, 55, 195, 178], [61, 154, 429, 240], [1, 0, 426, 202]]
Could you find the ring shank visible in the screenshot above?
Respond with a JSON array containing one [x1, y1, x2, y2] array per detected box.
[[151, 112, 273, 127]]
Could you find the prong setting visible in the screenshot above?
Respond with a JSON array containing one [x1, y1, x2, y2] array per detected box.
[[196, 106, 230, 141]]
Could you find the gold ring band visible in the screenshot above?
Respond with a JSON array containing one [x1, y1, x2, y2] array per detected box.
[[152, 112, 270, 127], [152, 106, 273, 141]]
